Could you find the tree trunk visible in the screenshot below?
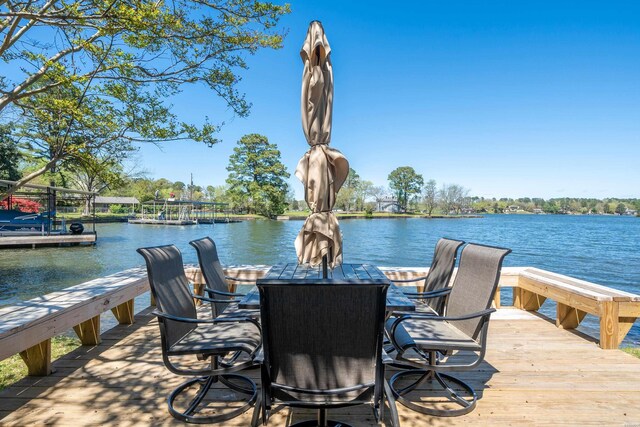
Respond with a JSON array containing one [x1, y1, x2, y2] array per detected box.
[[84, 197, 91, 216]]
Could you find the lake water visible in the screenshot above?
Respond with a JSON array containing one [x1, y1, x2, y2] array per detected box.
[[1, 214, 639, 344]]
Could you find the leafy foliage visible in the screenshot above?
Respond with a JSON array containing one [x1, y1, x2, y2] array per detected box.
[[0, 124, 21, 180], [423, 179, 437, 216], [226, 134, 289, 217], [1, 0, 290, 191], [0, 197, 42, 212], [387, 166, 424, 212]]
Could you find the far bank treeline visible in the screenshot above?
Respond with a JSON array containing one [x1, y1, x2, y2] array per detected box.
[[2, 128, 638, 218]]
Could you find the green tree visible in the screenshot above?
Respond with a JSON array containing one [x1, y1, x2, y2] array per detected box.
[[388, 166, 424, 212], [603, 203, 612, 214], [60, 151, 129, 214], [545, 200, 559, 214], [1, 1, 290, 193], [226, 134, 290, 217], [423, 179, 438, 216], [336, 168, 360, 212], [615, 203, 627, 215], [0, 124, 22, 180], [9, 80, 202, 197]]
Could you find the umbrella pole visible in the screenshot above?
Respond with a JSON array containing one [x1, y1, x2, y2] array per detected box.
[[322, 254, 328, 279]]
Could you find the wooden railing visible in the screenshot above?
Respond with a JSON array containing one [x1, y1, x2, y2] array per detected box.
[[0, 265, 268, 376], [2, 264, 638, 378], [0, 267, 149, 376], [380, 266, 640, 349]]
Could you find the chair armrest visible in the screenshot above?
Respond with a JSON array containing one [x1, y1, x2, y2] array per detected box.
[[391, 275, 428, 283], [204, 287, 246, 297], [403, 287, 451, 299], [193, 294, 242, 304], [152, 309, 261, 333], [396, 307, 496, 323]]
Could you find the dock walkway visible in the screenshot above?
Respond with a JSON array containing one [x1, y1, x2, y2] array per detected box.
[[1, 308, 640, 426]]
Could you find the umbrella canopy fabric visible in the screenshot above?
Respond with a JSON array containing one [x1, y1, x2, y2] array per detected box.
[[295, 21, 349, 268]]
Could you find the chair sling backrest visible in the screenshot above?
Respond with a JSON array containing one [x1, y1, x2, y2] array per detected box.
[[189, 237, 231, 316], [137, 245, 197, 349], [258, 280, 389, 402], [423, 238, 465, 312], [444, 243, 511, 340]]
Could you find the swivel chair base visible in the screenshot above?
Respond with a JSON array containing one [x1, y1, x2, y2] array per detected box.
[[168, 373, 257, 424], [290, 409, 352, 427], [389, 369, 477, 417]]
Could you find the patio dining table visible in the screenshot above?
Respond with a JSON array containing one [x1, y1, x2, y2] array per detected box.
[[238, 263, 415, 313]]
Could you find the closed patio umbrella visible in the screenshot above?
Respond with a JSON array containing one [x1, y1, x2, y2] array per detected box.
[[295, 21, 349, 273]]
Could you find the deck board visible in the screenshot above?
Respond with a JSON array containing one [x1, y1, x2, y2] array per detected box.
[[1, 308, 640, 426]]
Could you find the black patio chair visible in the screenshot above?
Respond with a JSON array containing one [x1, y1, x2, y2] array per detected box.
[[394, 237, 465, 315], [137, 244, 261, 423], [386, 243, 511, 416], [252, 279, 399, 427], [189, 236, 259, 319]]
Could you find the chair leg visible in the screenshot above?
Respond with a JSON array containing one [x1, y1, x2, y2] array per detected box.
[[389, 369, 478, 417], [290, 408, 353, 427], [167, 373, 257, 424], [384, 379, 401, 427], [251, 393, 262, 427]]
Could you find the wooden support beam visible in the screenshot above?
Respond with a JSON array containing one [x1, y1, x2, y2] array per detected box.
[[110, 299, 134, 325], [514, 288, 546, 311], [185, 267, 206, 306], [19, 339, 51, 376], [598, 300, 637, 349], [192, 282, 205, 306], [556, 303, 587, 329], [493, 288, 501, 309], [73, 315, 101, 346], [617, 317, 636, 347]]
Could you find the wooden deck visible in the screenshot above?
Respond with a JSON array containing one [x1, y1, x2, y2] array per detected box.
[[0, 232, 97, 248], [1, 307, 640, 426]]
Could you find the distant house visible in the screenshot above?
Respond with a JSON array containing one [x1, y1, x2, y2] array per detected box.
[[377, 198, 400, 213], [505, 205, 520, 213], [94, 196, 139, 213], [625, 208, 638, 216], [532, 208, 544, 214]]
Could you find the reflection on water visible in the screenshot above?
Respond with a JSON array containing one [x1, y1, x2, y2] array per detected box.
[[0, 215, 638, 343]]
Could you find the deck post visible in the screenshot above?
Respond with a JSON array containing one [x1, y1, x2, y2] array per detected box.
[[73, 315, 101, 345], [111, 299, 135, 325], [19, 339, 52, 376], [599, 301, 619, 350], [599, 301, 635, 349], [493, 289, 501, 309], [185, 267, 206, 306]]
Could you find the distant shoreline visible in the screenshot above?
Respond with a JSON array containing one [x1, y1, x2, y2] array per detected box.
[[277, 214, 483, 220]]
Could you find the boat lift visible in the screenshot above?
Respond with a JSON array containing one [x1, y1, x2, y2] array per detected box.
[[129, 199, 230, 225]]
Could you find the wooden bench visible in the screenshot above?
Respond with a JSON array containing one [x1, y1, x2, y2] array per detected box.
[[500, 267, 640, 349], [381, 266, 640, 349], [0, 267, 149, 376]]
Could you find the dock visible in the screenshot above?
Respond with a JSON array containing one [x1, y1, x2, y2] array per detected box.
[[0, 232, 97, 248], [1, 307, 640, 425], [127, 218, 196, 225]]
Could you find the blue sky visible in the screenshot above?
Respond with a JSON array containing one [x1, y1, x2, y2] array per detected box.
[[134, 1, 640, 199]]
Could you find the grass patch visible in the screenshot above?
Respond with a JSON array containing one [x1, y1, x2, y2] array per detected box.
[[622, 347, 640, 359], [0, 335, 81, 391]]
